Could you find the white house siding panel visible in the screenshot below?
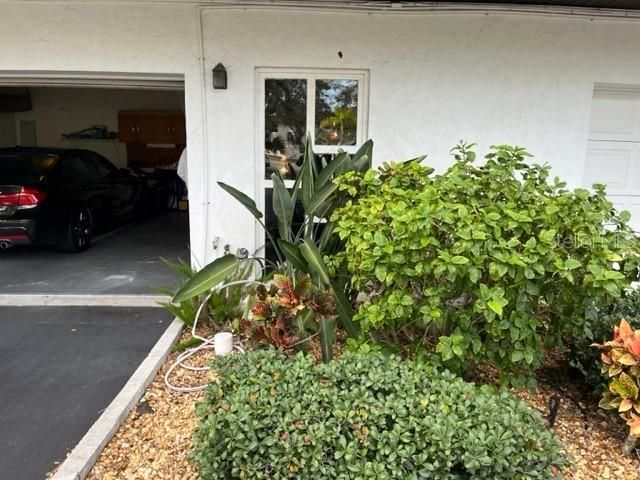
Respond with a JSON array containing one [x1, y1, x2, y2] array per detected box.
[[585, 91, 640, 230], [201, 9, 640, 258], [0, 2, 208, 265]]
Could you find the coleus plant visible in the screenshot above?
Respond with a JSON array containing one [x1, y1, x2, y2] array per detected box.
[[593, 319, 640, 438], [242, 272, 337, 361]]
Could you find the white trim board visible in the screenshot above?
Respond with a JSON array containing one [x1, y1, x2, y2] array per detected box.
[[0, 71, 185, 91], [0, 294, 169, 307]]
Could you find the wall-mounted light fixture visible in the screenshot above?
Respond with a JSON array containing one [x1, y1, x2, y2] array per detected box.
[[212, 63, 227, 90]]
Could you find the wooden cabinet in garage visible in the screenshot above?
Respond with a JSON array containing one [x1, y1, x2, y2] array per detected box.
[[118, 110, 186, 168], [118, 111, 186, 144]]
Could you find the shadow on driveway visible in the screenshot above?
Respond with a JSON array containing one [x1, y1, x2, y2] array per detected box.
[[0, 306, 172, 480]]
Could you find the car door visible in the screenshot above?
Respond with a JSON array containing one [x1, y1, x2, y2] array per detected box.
[[58, 152, 112, 227], [90, 153, 139, 218]]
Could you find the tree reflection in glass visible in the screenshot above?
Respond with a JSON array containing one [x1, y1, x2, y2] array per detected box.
[[264, 79, 307, 180], [315, 79, 358, 146]]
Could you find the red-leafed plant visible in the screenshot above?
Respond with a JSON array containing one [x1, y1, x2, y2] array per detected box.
[[593, 319, 640, 454], [242, 272, 337, 361]]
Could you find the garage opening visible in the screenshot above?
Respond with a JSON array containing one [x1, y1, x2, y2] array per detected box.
[[584, 85, 640, 232], [0, 83, 190, 296]]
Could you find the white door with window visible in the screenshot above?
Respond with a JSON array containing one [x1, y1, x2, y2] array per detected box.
[[256, 69, 368, 261], [584, 89, 640, 231]]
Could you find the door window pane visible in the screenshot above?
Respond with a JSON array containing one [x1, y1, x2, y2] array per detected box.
[[315, 79, 358, 146], [60, 155, 93, 181], [264, 79, 307, 180]]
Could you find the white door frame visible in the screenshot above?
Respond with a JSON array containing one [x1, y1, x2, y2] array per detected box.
[[253, 67, 370, 258]]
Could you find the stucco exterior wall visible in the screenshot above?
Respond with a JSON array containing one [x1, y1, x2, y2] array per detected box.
[[1, 3, 640, 263], [202, 8, 640, 258]]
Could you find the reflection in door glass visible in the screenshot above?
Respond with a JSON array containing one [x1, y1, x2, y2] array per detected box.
[[264, 79, 307, 180], [315, 79, 358, 146]]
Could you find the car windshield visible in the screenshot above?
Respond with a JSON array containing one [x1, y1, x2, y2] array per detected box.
[[0, 154, 59, 177]]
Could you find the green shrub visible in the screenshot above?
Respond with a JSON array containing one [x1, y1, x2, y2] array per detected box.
[[570, 288, 640, 391], [193, 349, 567, 479], [159, 257, 248, 328], [330, 143, 640, 386]]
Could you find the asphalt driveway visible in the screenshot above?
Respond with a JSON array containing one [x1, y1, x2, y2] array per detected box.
[[0, 306, 172, 480]]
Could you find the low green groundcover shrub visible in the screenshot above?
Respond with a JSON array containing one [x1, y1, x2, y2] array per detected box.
[[193, 349, 567, 479]]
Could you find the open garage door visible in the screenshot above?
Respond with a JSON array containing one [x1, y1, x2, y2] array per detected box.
[[584, 87, 640, 231], [0, 74, 190, 298]]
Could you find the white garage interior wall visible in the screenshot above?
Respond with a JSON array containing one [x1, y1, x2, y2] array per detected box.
[[585, 88, 640, 231], [10, 87, 185, 168], [0, 113, 16, 147]]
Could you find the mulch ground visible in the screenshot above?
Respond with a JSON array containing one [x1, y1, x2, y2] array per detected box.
[[83, 334, 640, 480]]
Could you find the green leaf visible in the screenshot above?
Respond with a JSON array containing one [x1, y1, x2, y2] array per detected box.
[[299, 240, 331, 286], [331, 281, 358, 337], [511, 350, 524, 363], [564, 258, 581, 270], [172, 254, 239, 303], [404, 154, 428, 165], [604, 270, 625, 280], [218, 182, 263, 219], [318, 316, 336, 363], [278, 240, 308, 273], [611, 372, 639, 400], [306, 182, 338, 216], [271, 172, 294, 241], [487, 299, 507, 317], [317, 220, 336, 252], [450, 256, 469, 265], [316, 152, 348, 188], [469, 266, 481, 283], [374, 233, 387, 247], [351, 139, 373, 172], [620, 210, 632, 223]]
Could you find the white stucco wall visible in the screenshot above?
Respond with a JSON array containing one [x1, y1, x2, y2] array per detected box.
[[202, 8, 640, 258], [2, 2, 640, 265]]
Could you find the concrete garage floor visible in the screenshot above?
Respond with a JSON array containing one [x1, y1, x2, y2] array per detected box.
[[0, 212, 190, 295], [0, 306, 172, 480]]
